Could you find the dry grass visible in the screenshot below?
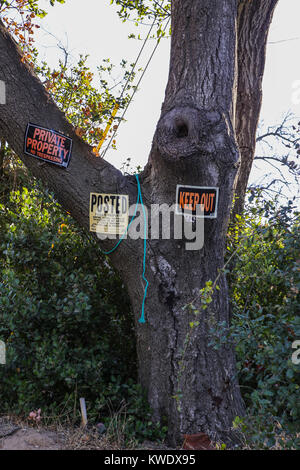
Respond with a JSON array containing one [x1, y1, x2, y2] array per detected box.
[[0, 413, 170, 450], [2, 413, 297, 450]]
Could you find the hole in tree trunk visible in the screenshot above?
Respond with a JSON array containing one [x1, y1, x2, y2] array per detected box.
[[175, 119, 189, 138]]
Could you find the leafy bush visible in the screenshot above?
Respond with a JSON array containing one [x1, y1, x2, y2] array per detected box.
[[211, 194, 300, 448], [0, 156, 167, 444], [0, 177, 138, 416]]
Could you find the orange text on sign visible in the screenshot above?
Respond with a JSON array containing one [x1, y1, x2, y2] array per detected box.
[[179, 191, 215, 212]]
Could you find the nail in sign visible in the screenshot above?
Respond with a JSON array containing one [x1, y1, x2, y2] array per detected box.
[[24, 123, 72, 168], [176, 185, 219, 218]]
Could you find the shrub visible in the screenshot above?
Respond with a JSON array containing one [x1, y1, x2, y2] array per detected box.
[[210, 194, 300, 448], [0, 181, 138, 421], [0, 154, 167, 444]]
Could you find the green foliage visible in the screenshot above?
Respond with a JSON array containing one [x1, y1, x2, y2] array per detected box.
[[1, 0, 143, 155], [0, 181, 133, 412], [35, 55, 135, 150], [0, 0, 65, 64], [177, 193, 299, 448], [110, 0, 170, 23], [0, 161, 166, 443], [110, 0, 171, 41], [0, 0, 65, 19], [0, 156, 167, 443], [209, 194, 300, 448]]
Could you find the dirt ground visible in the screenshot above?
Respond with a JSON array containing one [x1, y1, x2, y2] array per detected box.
[[0, 418, 65, 450], [0, 428, 64, 450], [0, 416, 170, 451]]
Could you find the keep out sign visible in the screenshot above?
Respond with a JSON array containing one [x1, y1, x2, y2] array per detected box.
[[176, 185, 219, 218], [24, 123, 72, 167]]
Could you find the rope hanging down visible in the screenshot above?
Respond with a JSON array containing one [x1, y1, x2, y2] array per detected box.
[[99, 174, 148, 324]]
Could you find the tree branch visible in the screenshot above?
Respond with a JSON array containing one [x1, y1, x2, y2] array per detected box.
[[0, 19, 127, 233], [233, 0, 279, 217]]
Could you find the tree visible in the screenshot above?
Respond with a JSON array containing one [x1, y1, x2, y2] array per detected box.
[[0, 0, 279, 446], [233, 0, 280, 217], [252, 112, 300, 200]]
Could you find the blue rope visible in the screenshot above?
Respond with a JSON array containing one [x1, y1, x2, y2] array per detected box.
[[136, 174, 148, 324], [99, 174, 148, 324]]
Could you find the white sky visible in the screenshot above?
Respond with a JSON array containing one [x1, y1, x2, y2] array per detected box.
[[34, 0, 300, 189]]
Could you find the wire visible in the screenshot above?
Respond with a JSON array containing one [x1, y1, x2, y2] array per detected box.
[[111, 11, 158, 111], [101, 15, 171, 159]]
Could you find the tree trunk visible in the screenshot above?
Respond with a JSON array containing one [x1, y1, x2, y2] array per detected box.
[[0, 0, 279, 446], [135, 0, 244, 445], [233, 0, 279, 217], [0, 139, 4, 177], [123, 238, 245, 445]]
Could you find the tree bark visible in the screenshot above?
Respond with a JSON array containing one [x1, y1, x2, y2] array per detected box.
[[233, 0, 279, 217], [0, 0, 278, 446], [138, 0, 244, 445], [0, 139, 4, 177]]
